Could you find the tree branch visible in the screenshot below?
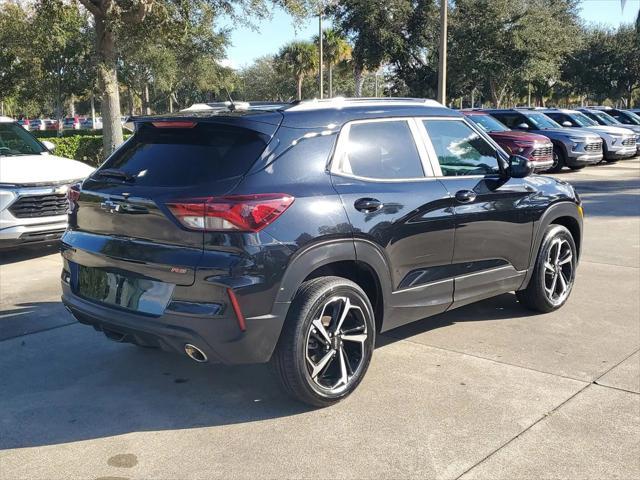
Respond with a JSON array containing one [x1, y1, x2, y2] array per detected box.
[[121, 0, 154, 24], [78, 0, 102, 17]]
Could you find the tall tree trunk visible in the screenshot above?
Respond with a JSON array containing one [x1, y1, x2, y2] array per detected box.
[[127, 87, 134, 116], [69, 95, 76, 117], [297, 75, 303, 100], [95, 14, 123, 155], [143, 83, 151, 115], [91, 94, 96, 125], [328, 64, 333, 98], [169, 93, 173, 113], [354, 65, 364, 97]]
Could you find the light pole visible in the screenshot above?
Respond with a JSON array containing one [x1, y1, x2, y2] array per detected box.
[[436, 0, 447, 105]]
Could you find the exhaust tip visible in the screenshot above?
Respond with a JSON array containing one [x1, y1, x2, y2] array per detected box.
[[184, 344, 208, 363]]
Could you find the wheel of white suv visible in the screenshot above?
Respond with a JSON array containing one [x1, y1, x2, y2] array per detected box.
[[273, 276, 375, 407], [516, 224, 577, 313]]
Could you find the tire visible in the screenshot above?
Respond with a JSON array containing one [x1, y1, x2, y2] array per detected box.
[[546, 146, 565, 173], [516, 225, 577, 313], [272, 276, 376, 407]]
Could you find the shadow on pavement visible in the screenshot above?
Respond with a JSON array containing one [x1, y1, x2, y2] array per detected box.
[[0, 302, 75, 341], [0, 293, 538, 451], [0, 242, 60, 266], [380, 292, 531, 346], [0, 319, 310, 450], [564, 178, 640, 218]]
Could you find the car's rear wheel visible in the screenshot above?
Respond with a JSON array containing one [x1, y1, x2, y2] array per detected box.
[[546, 147, 565, 173], [273, 276, 375, 407], [516, 224, 577, 313]]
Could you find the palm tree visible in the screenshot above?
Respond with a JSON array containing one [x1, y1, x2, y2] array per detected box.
[[317, 28, 352, 98], [277, 41, 318, 100]]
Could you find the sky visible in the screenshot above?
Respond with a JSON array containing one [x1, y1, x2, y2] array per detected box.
[[222, 0, 640, 68]]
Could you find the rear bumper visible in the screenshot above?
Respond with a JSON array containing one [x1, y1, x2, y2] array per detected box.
[[61, 282, 289, 365]]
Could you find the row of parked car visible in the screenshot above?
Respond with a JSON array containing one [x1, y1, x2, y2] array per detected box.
[[461, 106, 640, 173], [16, 116, 105, 131], [462, 106, 640, 173]]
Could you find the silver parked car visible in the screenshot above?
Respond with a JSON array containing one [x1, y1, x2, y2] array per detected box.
[[0, 117, 94, 248], [578, 108, 640, 156], [484, 108, 603, 172], [80, 117, 103, 130], [540, 109, 637, 161]]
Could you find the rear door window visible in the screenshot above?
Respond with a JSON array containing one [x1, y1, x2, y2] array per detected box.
[[100, 122, 269, 187], [333, 119, 425, 179]]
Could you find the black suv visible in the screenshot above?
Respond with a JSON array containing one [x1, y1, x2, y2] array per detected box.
[[61, 99, 583, 406]]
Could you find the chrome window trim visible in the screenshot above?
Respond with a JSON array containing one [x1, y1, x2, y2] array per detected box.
[[329, 117, 435, 182]]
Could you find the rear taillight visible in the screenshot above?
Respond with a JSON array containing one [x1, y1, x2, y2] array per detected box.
[[167, 194, 294, 232], [66, 183, 81, 213]]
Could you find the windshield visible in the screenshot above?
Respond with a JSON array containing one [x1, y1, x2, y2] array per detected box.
[[570, 113, 597, 127], [590, 111, 619, 126], [0, 123, 46, 156], [525, 113, 561, 129], [620, 111, 640, 125], [467, 114, 509, 133]]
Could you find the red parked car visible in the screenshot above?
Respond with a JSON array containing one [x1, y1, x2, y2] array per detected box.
[[463, 110, 554, 171]]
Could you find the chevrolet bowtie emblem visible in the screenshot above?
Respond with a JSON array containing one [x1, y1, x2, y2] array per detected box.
[[100, 200, 121, 213]]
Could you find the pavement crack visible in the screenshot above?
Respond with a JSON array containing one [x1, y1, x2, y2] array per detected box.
[[455, 382, 593, 480]]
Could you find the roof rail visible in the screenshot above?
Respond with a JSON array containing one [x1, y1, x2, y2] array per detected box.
[[285, 96, 443, 111]]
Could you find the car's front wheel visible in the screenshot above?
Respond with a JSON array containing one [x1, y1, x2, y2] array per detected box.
[[273, 276, 375, 407], [546, 146, 565, 173], [517, 224, 577, 313]]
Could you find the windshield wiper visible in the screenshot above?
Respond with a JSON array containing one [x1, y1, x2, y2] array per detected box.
[[96, 168, 136, 182]]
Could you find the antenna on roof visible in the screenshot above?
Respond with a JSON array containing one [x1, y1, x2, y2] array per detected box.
[[224, 88, 236, 111]]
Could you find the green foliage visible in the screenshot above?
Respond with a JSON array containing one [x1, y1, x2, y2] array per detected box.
[[276, 41, 318, 99], [44, 134, 131, 167], [237, 56, 296, 101], [314, 28, 352, 97], [32, 129, 128, 138], [0, 3, 38, 108]]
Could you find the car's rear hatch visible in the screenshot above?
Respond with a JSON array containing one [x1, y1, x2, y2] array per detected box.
[[63, 112, 282, 314]]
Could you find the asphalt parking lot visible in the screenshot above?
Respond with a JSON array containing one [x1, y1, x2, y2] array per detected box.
[[1, 159, 639, 480]]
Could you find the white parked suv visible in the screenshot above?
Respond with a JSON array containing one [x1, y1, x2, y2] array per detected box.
[[0, 117, 94, 249], [540, 109, 637, 161]]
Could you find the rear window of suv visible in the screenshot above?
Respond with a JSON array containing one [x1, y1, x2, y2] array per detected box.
[[100, 122, 269, 187]]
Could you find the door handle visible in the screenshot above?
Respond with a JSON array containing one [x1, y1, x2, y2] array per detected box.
[[454, 190, 477, 203], [354, 197, 383, 213]]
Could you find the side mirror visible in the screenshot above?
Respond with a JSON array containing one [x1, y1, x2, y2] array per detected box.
[[562, 121, 572, 127], [41, 140, 55, 151], [507, 155, 534, 178], [516, 123, 529, 130]]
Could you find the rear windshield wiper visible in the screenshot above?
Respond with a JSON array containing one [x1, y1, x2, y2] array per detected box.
[[96, 168, 136, 182]]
